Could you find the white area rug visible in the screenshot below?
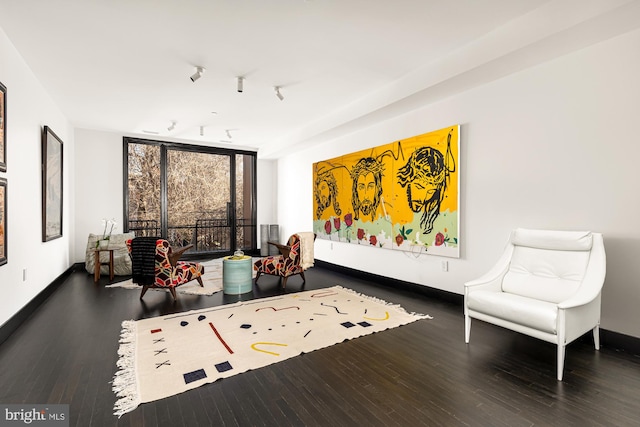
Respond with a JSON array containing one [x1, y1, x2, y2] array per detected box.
[[112, 285, 431, 416], [106, 258, 258, 296]]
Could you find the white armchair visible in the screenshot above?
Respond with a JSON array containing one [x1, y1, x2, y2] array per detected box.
[[464, 228, 606, 381]]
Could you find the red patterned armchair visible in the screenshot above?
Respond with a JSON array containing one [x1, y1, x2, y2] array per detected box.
[[254, 233, 315, 288], [126, 237, 205, 300]]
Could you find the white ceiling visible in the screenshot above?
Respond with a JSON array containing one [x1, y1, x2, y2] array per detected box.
[[1, 0, 639, 158]]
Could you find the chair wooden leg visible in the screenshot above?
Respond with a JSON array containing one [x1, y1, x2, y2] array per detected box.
[[281, 276, 288, 288], [140, 285, 150, 299], [197, 276, 204, 287], [169, 287, 178, 301], [255, 271, 261, 284]]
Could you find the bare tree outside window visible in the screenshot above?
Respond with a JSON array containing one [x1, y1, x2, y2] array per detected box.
[[167, 150, 231, 249], [127, 143, 161, 236]]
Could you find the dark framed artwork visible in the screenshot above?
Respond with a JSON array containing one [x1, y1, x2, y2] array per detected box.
[[0, 177, 6, 266], [0, 81, 6, 172], [42, 126, 63, 242]]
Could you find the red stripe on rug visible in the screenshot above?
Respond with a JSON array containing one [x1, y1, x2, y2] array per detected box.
[[209, 322, 234, 354]]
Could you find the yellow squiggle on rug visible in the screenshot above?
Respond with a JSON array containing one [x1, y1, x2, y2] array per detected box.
[[251, 342, 288, 356], [364, 311, 390, 321]]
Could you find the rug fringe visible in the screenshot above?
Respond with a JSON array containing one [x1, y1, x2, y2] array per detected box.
[[334, 285, 433, 319], [112, 320, 141, 417]]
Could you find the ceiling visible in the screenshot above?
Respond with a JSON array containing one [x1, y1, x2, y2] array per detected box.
[[1, 0, 638, 158]]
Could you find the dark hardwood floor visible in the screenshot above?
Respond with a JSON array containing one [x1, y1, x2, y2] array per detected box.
[[1, 264, 639, 426]]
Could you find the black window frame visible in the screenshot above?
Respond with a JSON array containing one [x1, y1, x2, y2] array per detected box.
[[122, 136, 258, 257]]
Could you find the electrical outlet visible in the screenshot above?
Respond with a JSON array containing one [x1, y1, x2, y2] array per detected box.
[[441, 261, 448, 272]]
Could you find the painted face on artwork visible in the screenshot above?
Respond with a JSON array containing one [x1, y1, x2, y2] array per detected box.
[[357, 172, 376, 215], [407, 179, 438, 213], [316, 180, 331, 211]]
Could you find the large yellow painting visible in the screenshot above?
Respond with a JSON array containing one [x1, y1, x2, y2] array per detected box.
[[313, 125, 460, 257]]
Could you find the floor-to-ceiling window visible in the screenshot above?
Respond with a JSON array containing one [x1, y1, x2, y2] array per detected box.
[[123, 137, 257, 256]]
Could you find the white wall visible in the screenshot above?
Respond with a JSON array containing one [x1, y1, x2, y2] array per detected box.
[[0, 27, 74, 327], [73, 129, 125, 263], [256, 159, 278, 244], [277, 28, 640, 339]]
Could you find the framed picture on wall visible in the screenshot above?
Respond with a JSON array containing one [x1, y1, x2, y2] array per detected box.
[[313, 125, 460, 258], [0, 177, 7, 266], [42, 126, 63, 242], [0, 81, 6, 172]]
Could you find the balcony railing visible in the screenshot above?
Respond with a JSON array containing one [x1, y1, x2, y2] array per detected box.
[[128, 220, 160, 237], [128, 219, 256, 254]]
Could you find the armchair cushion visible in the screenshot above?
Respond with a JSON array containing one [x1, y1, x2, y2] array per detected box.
[[153, 240, 204, 288], [502, 246, 590, 303], [510, 228, 593, 251], [466, 290, 559, 333]]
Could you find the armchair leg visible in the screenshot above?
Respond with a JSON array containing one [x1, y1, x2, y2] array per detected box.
[[300, 271, 306, 283], [281, 277, 288, 288], [196, 276, 204, 287], [140, 285, 150, 299], [557, 344, 566, 381], [593, 325, 600, 350], [464, 315, 471, 344], [255, 271, 261, 284], [169, 287, 178, 301]]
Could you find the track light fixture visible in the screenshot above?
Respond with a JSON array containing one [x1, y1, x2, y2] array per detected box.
[[275, 86, 284, 101], [167, 121, 177, 131], [237, 77, 244, 93], [190, 66, 205, 82]]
